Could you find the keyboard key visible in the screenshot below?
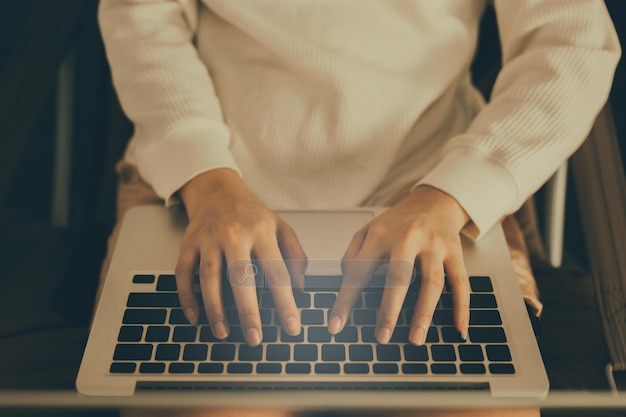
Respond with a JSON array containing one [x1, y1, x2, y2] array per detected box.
[[470, 310, 502, 325], [486, 345, 512, 362], [262, 326, 278, 343], [156, 274, 177, 291], [469, 276, 493, 293], [308, 326, 331, 343], [114, 344, 152, 361], [169, 309, 190, 325], [441, 327, 465, 343], [403, 345, 428, 362], [199, 326, 221, 342], [361, 326, 377, 343], [145, 326, 170, 342], [260, 309, 273, 325], [266, 344, 290, 361], [127, 293, 180, 308], [470, 294, 497, 309], [155, 344, 180, 361], [261, 293, 275, 308], [294, 345, 318, 361], [139, 363, 165, 374], [426, 327, 439, 343], [489, 364, 515, 374], [286, 363, 311, 374], [402, 364, 427, 374], [460, 364, 486, 374], [198, 363, 224, 374], [322, 345, 345, 361], [225, 309, 240, 325], [257, 363, 282, 374], [353, 309, 377, 325], [239, 345, 263, 361], [364, 292, 382, 309], [373, 364, 398, 374], [133, 274, 155, 284], [469, 327, 507, 343], [123, 309, 166, 324], [315, 363, 340, 374], [173, 326, 197, 342], [314, 293, 336, 308], [184, 344, 208, 361], [439, 294, 453, 309], [431, 345, 456, 362], [344, 363, 369, 374], [433, 310, 454, 325], [210, 344, 235, 361], [458, 345, 484, 362], [118, 326, 143, 342], [281, 328, 304, 343], [305, 275, 342, 291], [169, 363, 194, 374], [301, 309, 324, 325], [376, 345, 401, 362], [228, 363, 253, 374], [335, 327, 358, 343], [226, 326, 246, 343], [431, 364, 457, 374], [389, 326, 410, 343], [110, 362, 136, 374], [293, 292, 311, 308], [347, 345, 372, 362]]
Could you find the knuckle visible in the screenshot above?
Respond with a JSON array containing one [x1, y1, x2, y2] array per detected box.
[[377, 311, 399, 328], [237, 308, 260, 325], [413, 311, 433, 326]]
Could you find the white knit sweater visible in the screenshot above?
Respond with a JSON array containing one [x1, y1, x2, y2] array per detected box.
[[98, 0, 620, 238]]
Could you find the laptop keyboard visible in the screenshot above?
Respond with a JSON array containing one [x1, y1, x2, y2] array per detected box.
[[110, 274, 515, 377]]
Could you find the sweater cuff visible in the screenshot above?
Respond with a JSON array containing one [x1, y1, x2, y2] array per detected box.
[[414, 145, 518, 240], [135, 124, 241, 206]]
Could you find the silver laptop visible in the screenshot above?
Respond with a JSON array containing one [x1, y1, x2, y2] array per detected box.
[[77, 205, 548, 400]]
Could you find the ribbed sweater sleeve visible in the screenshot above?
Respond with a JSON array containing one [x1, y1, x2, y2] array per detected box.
[[417, 0, 621, 239], [98, 0, 240, 205]]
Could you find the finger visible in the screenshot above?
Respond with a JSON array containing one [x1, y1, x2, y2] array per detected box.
[[444, 245, 470, 340], [341, 226, 368, 271], [376, 250, 416, 344], [410, 251, 445, 345], [276, 218, 308, 292], [174, 240, 200, 324], [226, 248, 263, 346], [198, 245, 229, 339], [255, 240, 301, 336]]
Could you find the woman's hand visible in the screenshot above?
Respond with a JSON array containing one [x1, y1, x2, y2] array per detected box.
[[329, 185, 470, 345], [177, 168, 307, 346]]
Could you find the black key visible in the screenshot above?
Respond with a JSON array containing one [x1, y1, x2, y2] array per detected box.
[[301, 309, 324, 325], [486, 345, 512, 362], [439, 293, 453, 308], [373, 364, 398, 374], [262, 326, 278, 343], [266, 344, 290, 361], [225, 309, 240, 325], [353, 309, 377, 325], [281, 328, 304, 343], [376, 345, 401, 362], [198, 363, 224, 374], [286, 363, 310, 374], [210, 344, 235, 361], [470, 294, 497, 309], [441, 327, 466, 343], [458, 345, 484, 362], [239, 345, 263, 361], [155, 344, 180, 361], [404, 309, 415, 325], [184, 344, 208, 361], [260, 309, 272, 325], [145, 326, 170, 342], [118, 326, 143, 342], [199, 326, 221, 342], [426, 327, 439, 343], [127, 293, 180, 308], [364, 292, 382, 308], [169, 363, 194, 374], [460, 364, 486, 374], [156, 274, 177, 291], [305, 275, 342, 291], [470, 310, 502, 325], [402, 292, 418, 309], [294, 292, 311, 308], [133, 274, 155, 284], [403, 345, 428, 362], [123, 309, 166, 324], [390, 326, 410, 343], [361, 326, 377, 343], [110, 362, 136, 374], [315, 363, 340, 374], [172, 326, 197, 342], [114, 344, 152, 361], [469, 327, 507, 343], [228, 363, 253, 374], [469, 276, 493, 293], [314, 293, 336, 308], [169, 309, 190, 325], [489, 364, 515, 374], [261, 293, 275, 308], [402, 364, 427, 374], [349, 345, 373, 361], [257, 363, 282, 374], [308, 326, 331, 343], [431, 364, 457, 374], [433, 310, 454, 325], [431, 345, 456, 362], [139, 363, 165, 374], [226, 326, 246, 343], [344, 363, 369, 374], [335, 327, 358, 343], [294, 344, 318, 361], [322, 345, 345, 361]]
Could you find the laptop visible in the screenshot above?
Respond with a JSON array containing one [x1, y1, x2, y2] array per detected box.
[[77, 205, 549, 401]]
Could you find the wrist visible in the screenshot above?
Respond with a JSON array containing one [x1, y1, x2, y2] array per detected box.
[[411, 185, 470, 232], [178, 168, 245, 215]]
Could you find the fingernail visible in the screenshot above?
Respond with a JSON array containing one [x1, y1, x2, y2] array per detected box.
[[185, 307, 198, 325], [213, 320, 229, 339], [461, 329, 468, 341], [246, 328, 262, 346], [286, 316, 301, 336], [377, 327, 392, 344], [328, 315, 343, 334], [410, 326, 426, 346]]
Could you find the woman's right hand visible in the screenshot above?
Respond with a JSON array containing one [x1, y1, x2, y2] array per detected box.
[[177, 168, 307, 346]]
